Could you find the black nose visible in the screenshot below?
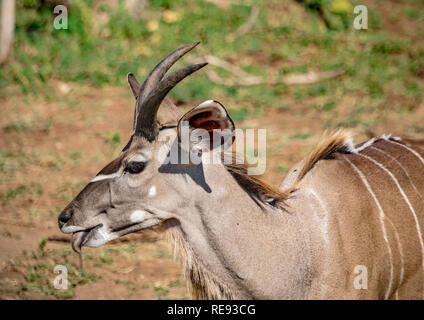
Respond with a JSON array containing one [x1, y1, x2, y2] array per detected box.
[[58, 210, 72, 228]]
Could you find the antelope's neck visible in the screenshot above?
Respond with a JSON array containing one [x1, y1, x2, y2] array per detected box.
[[171, 169, 313, 299]]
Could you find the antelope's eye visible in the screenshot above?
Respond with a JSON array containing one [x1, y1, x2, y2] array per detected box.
[[125, 161, 145, 174]]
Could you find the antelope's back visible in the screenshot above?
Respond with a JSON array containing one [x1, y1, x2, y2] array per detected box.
[[288, 136, 424, 299]]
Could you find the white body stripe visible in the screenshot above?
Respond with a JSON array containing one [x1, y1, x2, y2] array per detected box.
[[356, 152, 424, 297], [386, 216, 405, 298], [371, 146, 423, 200], [308, 189, 330, 244], [354, 138, 375, 152], [345, 156, 394, 299], [384, 138, 424, 166]]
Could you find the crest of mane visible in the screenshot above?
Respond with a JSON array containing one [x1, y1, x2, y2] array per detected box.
[[296, 130, 354, 183], [185, 130, 357, 214], [222, 130, 356, 209]]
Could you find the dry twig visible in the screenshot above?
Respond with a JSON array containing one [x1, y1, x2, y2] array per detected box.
[[192, 54, 344, 86], [226, 6, 260, 42]]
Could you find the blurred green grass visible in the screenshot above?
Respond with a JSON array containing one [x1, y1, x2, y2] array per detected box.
[[1, 0, 423, 120]]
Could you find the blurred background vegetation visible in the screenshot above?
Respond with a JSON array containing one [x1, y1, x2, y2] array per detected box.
[[0, 0, 423, 299], [1, 0, 422, 115]]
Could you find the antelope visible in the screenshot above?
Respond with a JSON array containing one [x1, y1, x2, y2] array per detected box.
[[58, 43, 424, 299]]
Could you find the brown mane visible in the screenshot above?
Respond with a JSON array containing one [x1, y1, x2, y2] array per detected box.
[[223, 156, 290, 208], [221, 130, 355, 208], [296, 130, 354, 183]]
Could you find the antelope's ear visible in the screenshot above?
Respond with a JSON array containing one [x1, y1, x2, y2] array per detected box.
[[127, 73, 140, 98], [177, 100, 235, 151]]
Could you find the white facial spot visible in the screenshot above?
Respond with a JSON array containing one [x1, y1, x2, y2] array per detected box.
[[90, 172, 121, 183], [85, 227, 118, 248], [130, 210, 148, 223], [61, 225, 85, 233], [149, 185, 157, 197], [130, 153, 151, 163]]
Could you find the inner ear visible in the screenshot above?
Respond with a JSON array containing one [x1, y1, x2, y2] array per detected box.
[[177, 100, 235, 150], [189, 112, 227, 133]]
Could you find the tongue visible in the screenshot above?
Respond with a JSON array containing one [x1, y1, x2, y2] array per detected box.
[[72, 231, 88, 253]]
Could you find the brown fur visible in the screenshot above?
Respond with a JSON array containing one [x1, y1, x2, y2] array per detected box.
[[144, 134, 424, 299], [223, 155, 291, 207], [398, 136, 424, 146], [297, 130, 354, 182]]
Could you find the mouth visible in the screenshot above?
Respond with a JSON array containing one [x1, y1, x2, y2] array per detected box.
[[71, 224, 102, 253], [69, 217, 164, 253]]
